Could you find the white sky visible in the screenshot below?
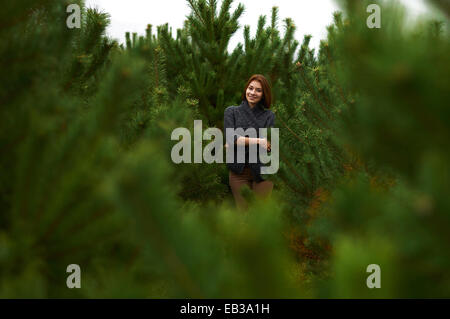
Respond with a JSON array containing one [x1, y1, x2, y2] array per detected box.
[[84, 0, 431, 51]]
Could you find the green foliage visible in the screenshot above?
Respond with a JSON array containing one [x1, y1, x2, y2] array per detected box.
[[1, 0, 449, 298]]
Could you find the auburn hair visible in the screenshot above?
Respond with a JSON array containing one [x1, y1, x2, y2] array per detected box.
[[241, 74, 272, 109]]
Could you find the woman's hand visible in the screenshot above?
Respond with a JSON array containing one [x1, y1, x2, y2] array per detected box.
[[258, 138, 271, 152], [233, 137, 271, 151]]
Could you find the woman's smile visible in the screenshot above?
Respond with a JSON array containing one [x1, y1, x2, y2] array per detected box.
[[246, 80, 263, 106]]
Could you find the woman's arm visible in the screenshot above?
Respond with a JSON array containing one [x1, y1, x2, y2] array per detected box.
[[224, 107, 250, 146], [236, 136, 259, 146], [236, 137, 270, 151], [223, 107, 271, 150]]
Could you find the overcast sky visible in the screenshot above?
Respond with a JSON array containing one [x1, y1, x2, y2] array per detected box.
[[84, 0, 431, 50]]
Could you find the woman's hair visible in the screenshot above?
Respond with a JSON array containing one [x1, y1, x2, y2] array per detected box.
[[241, 74, 272, 109]]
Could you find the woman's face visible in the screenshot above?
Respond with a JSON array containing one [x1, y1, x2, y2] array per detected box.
[[246, 80, 263, 106]]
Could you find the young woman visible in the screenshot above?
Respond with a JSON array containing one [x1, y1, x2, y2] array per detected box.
[[223, 74, 276, 211]]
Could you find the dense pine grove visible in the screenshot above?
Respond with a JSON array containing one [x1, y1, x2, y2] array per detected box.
[[1, 0, 449, 298]]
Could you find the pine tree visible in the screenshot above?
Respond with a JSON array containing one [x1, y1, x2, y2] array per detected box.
[[157, 0, 245, 127], [308, 0, 450, 297]]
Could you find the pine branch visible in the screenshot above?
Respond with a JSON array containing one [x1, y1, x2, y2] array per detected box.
[[280, 152, 309, 193], [276, 112, 304, 143], [302, 102, 330, 131], [296, 63, 332, 119], [324, 44, 350, 106], [187, 0, 206, 25]]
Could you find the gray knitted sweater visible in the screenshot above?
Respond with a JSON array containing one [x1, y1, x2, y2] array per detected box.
[[223, 100, 276, 183]]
